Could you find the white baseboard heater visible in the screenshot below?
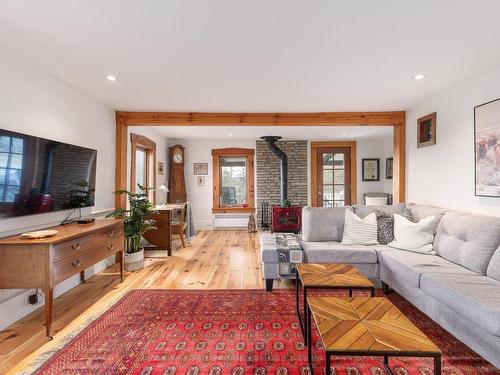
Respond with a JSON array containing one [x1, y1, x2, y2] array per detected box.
[[213, 214, 249, 229]]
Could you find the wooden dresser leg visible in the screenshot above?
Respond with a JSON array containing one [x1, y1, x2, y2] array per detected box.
[[44, 287, 54, 340], [119, 250, 124, 282]]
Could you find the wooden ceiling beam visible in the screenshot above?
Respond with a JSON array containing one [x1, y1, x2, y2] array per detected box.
[[116, 111, 405, 126]]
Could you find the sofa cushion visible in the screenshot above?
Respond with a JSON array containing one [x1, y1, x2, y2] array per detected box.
[[388, 214, 435, 255], [301, 206, 352, 242], [434, 211, 500, 274], [341, 210, 378, 245], [379, 249, 479, 287], [420, 273, 500, 336], [300, 241, 378, 264], [354, 203, 408, 218], [487, 245, 500, 281], [406, 203, 445, 232]]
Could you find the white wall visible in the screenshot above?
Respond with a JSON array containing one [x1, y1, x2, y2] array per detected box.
[[407, 65, 500, 216], [127, 127, 169, 203], [168, 138, 256, 229], [356, 136, 394, 203], [0, 50, 116, 329]]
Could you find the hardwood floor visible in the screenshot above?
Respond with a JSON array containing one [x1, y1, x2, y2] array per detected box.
[[0, 230, 292, 374]]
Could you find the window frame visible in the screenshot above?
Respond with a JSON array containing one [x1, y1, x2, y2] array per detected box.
[[212, 148, 255, 213], [130, 133, 156, 204]]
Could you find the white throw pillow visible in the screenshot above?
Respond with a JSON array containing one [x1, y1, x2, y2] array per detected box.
[[388, 214, 436, 254], [341, 210, 378, 245]]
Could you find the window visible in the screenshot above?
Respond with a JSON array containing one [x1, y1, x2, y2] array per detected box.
[[130, 133, 156, 203], [212, 148, 254, 213], [0, 135, 24, 202]]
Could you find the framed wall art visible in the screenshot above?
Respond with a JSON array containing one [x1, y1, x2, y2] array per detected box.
[[157, 161, 164, 175], [362, 158, 380, 181], [475, 98, 500, 197], [193, 162, 208, 175], [386, 157, 393, 180], [417, 112, 437, 148]]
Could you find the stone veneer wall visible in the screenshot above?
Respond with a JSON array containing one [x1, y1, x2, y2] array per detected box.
[[256, 140, 308, 230]]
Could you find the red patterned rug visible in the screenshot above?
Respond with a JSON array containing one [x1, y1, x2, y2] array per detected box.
[[32, 289, 499, 375]]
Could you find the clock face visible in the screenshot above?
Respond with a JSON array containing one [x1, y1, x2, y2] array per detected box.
[[173, 151, 183, 164]]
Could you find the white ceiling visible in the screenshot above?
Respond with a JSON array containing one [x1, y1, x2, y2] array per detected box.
[[137, 125, 392, 140], [1, 1, 500, 112]]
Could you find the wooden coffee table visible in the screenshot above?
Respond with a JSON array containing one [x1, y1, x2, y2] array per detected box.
[[295, 264, 375, 345], [307, 296, 441, 375]]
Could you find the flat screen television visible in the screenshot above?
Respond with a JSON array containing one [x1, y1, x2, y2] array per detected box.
[[0, 129, 97, 219]]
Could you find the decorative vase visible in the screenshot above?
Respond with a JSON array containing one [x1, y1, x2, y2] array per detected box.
[[124, 248, 144, 271]]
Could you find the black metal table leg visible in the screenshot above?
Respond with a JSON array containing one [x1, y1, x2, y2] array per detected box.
[[383, 356, 395, 375], [349, 289, 352, 297], [303, 286, 308, 345], [434, 355, 442, 375], [325, 352, 331, 375], [371, 287, 375, 297], [307, 298, 313, 372]]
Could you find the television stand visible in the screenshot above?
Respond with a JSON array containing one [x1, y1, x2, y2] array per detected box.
[[0, 219, 124, 339]]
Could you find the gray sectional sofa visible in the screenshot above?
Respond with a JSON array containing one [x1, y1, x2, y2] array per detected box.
[[260, 203, 500, 369]]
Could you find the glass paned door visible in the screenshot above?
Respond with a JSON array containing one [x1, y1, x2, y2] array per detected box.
[[316, 147, 351, 207]]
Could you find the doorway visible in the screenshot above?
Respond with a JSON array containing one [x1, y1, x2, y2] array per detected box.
[[311, 142, 356, 206]]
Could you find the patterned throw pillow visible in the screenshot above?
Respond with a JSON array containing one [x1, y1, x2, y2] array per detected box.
[[375, 206, 413, 245], [341, 209, 378, 245]]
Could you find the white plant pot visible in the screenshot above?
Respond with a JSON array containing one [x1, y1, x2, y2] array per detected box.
[[124, 248, 144, 271]]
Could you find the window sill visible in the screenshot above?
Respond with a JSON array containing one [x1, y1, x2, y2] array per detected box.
[[212, 207, 256, 214]]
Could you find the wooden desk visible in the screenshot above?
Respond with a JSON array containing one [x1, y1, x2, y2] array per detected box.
[[0, 219, 124, 339], [143, 204, 182, 256]]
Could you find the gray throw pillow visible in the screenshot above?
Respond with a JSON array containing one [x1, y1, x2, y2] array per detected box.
[[375, 206, 413, 245]]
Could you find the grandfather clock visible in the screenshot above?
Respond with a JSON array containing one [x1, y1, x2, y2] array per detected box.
[[168, 144, 187, 203]]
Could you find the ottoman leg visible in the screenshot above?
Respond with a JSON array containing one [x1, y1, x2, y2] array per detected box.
[[265, 279, 274, 292], [382, 281, 391, 294]]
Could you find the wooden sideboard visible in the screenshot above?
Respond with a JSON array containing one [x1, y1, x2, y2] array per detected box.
[[0, 219, 124, 339]]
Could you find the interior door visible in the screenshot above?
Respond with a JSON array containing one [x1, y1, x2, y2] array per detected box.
[[315, 147, 351, 207]]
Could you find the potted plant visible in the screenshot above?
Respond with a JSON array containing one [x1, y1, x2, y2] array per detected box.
[[106, 185, 156, 271]]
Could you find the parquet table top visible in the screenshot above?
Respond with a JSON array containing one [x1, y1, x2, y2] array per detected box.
[[308, 296, 441, 354], [297, 264, 374, 288]]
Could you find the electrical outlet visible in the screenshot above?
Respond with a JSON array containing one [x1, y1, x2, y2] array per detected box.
[[28, 292, 39, 305]]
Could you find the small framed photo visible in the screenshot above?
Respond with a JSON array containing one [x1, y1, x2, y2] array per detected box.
[[197, 176, 206, 186], [386, 157, 393, 180], [157, 162, 164, 175], [417, 112, 437, 148], [362, 158, 380, 181], [194, 162, 208, 175]]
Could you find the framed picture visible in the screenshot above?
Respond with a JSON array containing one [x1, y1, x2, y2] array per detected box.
[[417, 112, 437, 148], [194, 162, 208, 175], [362, 158, 380, 181], [474, 98, 500, 197], [197, 176, 206, 186], [157, 161, 164, 175], [386, 157, 393, 180]]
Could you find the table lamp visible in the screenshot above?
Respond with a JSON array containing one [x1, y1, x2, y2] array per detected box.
[[158, 183, 169, 205]]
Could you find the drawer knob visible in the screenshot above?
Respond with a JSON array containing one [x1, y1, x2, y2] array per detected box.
[[71, 242, 81, 250], [107, 244, 114, 250], [71, 259, 81, 267], [105, 230, 114, 237]]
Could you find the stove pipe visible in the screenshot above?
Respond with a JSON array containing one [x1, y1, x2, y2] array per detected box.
[[260, 136, 288, 202]]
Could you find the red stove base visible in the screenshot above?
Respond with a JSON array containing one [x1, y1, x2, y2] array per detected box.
[[271, 206, 302, 233]]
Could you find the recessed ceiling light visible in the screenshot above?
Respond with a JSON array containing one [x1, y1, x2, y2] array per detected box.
[[341, 132, 347, 136], [106, 75, 117, 81], [228, 133, 233, 136], [413, 73, 426, 80]]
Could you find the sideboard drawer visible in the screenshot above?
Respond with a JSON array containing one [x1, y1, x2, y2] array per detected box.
[[53, 234, 95, 262], [95, 224, 122, 243], [53, 249, 89, 283]]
